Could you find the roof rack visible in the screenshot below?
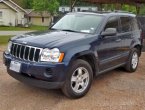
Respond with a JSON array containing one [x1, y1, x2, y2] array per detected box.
[[113, 10, 133, 13], [81, 10, 133, 14], [81, 10, 112, 13]]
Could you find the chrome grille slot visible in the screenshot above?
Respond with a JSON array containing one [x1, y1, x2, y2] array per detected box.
[[16, 45, 21, 58], [10, 43, 14, 55], [13, 44, 17, 56], [20, 45, 25, 59], [34, 49, 41, 62], [24, 47, 30, 60], [10, 43, 42, 62], [29, 48, 35, 61]]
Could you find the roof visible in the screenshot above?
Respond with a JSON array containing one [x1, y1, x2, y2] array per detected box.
[[68, 11, 136, 17], [27, 11, 51, 17], [0, 0, 27, 13], [25, 9, 34, 14]]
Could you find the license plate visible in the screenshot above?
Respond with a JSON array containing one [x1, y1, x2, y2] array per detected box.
[[10, 61, 21, 73]]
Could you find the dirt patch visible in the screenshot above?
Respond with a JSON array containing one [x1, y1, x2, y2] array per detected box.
[[0, 46, 145, 110]]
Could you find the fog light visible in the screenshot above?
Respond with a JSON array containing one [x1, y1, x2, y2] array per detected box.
[[44, 68, 53, 78]]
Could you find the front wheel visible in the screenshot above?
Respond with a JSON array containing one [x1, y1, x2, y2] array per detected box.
[[62, 59, 93, 99], [125, 48, 139, 73]]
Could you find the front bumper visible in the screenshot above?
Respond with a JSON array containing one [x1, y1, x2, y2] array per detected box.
[[3, 52, 68, 89]]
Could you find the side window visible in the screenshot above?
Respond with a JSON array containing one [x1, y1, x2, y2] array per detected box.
[[120, 17, 131, 32], [104, 17, 119, 33], [130, 18, 140, 31]]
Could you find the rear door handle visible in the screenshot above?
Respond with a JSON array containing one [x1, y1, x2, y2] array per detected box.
[[116, 39, 121, 42]]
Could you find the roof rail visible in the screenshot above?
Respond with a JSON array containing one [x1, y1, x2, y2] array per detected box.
[[81, 10, 133, 14], [81, 10, 112, 13], [113, 10, 133, 13]]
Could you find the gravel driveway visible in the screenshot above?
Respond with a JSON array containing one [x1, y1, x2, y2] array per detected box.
[[0, 46, 145, 110]]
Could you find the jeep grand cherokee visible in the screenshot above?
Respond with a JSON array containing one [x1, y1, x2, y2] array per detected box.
[[3, 12, 143, 98]]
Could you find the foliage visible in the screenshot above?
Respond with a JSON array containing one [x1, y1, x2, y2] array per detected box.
[[12, 0, 145, 15], [103, 4, 145, 15], [122, 5, 136, 14], [32, 0, 59, 15], [139, 5, 145, 15], [12, 0, 24, 7], [23, 0, 33, 9]]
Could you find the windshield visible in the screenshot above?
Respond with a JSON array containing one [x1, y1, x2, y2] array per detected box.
[[52, 14, 104, 34]]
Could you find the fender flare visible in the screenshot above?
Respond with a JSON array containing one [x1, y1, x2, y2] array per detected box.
[[63, 45, 99, 75]]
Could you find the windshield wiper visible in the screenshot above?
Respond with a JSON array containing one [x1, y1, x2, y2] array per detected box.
[[61, 29, 78, 32]]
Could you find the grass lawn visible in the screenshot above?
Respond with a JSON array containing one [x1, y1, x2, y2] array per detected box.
[[0, 25, 48, 31], [0, 36, 12, 45]]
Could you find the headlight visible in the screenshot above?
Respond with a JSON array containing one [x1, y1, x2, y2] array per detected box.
[[40, 48, 64, 62], [7, 41, 12, 53]]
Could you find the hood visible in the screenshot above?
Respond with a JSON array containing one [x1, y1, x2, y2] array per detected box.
[[12, 30, 91, 48]]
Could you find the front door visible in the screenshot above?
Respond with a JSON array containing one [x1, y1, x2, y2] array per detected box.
[[97, 16, 122, 72]]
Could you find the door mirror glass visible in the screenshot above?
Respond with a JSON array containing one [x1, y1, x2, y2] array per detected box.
[[101, 28, 117, 36]]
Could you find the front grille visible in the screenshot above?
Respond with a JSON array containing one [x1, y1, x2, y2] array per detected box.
[[10, 43, 42, 62]]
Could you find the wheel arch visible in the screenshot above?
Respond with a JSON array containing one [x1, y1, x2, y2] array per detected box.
[[68, 51, 99, 77], [134, 44, 142, 57]]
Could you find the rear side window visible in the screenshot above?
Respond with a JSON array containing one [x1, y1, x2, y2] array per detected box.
[[120, 17, 131, 32], [104, 17, 120, 32], [130, 18, 140, 31]]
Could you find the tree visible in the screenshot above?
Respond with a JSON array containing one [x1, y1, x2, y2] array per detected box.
[[32, 0, 59, 24], [12, 0, 24, 7], [23, 0, 33, 9], [32, 0, 59, 15], [139, 4, 145, 15]]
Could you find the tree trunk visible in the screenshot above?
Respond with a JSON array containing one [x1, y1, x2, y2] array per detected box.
[[97, 3, 103, 11]]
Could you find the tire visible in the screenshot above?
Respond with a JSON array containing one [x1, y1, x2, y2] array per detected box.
[[125, 48, 139, 73], [62, 59, 93, 99]]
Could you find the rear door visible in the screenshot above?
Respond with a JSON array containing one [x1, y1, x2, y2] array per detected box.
[[119, 16, 140, 60], [119, 16, 132, 55]]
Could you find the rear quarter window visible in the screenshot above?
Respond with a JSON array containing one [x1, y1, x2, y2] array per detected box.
[[130, 18, 140, 31], [120, 16, 140, 32], [120, 17, 132, 32]]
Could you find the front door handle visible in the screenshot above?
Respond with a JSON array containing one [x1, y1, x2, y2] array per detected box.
[[116, 39, 121, 42]]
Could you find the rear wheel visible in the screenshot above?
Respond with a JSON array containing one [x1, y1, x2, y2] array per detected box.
[[62, 59, 93, 99], [125, 48, 139, 72]]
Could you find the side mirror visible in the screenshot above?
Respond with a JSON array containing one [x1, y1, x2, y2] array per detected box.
[[101, 28, 117, 37]]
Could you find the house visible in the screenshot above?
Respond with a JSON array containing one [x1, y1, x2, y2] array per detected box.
[[0, 0, 27, 26], [27, 11, 52, 26], [59, 6, 98, 13], [0, 0, 52, 27]]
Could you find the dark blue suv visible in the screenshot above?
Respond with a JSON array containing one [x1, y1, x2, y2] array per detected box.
[[3, 12, 143, 98]]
